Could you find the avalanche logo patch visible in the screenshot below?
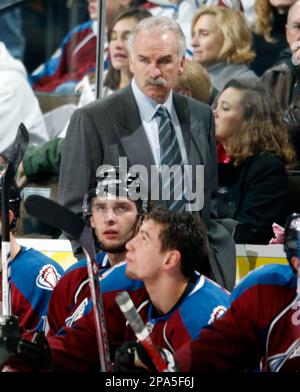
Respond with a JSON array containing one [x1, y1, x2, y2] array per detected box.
[[208, 305, 227, 325], [36, 264, 61, 291]]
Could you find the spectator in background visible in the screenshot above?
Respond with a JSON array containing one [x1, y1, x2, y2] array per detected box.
[[78, 7, 151, 105], [0, 41, 48, 158], [16, 8, 152, 186], [174, 59, 211, 104], [30, 0, 133, 93], [214, 79, 295, 244], [261, 0, 300, 165], [147, 0, 242, 57], [191, 6, 257, 94], [251, 0, 296, 76], [17, 138, 64, 188], [103, 7, 151, 94]]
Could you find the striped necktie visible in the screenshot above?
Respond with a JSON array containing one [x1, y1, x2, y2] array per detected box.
[[156, 106, 185, 211]]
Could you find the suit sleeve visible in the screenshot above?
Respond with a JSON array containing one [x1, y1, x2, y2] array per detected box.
[[207, 110, 219, 219], [58, 107, 103, 214]]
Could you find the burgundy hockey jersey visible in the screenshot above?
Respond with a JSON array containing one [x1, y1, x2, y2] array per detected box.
[[47, 263, 229, 371], [175, 264, 298, 371], [0, 246, 63, 331]]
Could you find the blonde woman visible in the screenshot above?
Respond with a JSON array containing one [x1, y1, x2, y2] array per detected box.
[[191, 6, 257, 91]]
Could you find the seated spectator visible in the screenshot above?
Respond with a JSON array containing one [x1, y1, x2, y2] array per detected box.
[[148, 0, 242, 57], [104, 7, 151, 94], [191, 6, 257, 93], [30, 0, 132, 93], [0, 41, 48, 157], [174, 59, 211, 104], [261, 0, 300, 165], [251, 0, 295, 76], [214, 79, 295, 244], [16, 8, 152, 186], [17, 138, 64, 188], [78, 7, 151, 105]]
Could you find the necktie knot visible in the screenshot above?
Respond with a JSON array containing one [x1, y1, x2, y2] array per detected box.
[[156, 106, 170, 121]]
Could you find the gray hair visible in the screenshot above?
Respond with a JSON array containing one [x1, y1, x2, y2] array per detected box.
[[127, 15, 186, 61]]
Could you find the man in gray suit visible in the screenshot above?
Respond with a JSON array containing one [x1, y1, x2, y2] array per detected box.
[[58, 16, 236, 290]]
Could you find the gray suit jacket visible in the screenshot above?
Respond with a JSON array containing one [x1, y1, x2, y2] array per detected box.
[[58, 85, 236, 289]]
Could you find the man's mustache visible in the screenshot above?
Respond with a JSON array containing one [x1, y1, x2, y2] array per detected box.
[[145, 77, 167, 87]]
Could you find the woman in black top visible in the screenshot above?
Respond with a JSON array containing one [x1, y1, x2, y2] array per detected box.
[[214, 79, 296, 243]]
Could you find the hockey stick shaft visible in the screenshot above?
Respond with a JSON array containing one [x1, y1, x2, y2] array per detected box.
[[1, 174, 11, 316], [80, 225, 112, 371], [1, 123, 29, 316], [24, 195, 112, 371], [116, 291, 169, 372]]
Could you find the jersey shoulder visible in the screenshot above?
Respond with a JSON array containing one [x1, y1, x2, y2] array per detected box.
[[231, 264, 296, 302]]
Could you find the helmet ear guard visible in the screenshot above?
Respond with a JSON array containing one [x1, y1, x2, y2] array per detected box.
[[284, 213, 300, 272]]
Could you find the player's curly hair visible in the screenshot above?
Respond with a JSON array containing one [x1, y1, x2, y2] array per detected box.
[[146, 206, 209, 278]]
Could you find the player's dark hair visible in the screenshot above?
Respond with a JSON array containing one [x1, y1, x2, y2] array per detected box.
[[147, 207, 209, 278]]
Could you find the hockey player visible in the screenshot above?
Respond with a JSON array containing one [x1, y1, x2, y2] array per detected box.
[[113, 213, 300, 372], [1, 207, 229, 371], [35, 207, 228, 371], [0, 179, 63, 332], [46, 166, 150, 335], [170, 213, 300, 372]]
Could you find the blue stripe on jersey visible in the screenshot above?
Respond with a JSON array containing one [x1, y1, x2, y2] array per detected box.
[[11, 247, 64, 322], [63, 252, 108, 275], [179, 276, 230, 340], [61, 20, 93, 43], [231, 264, 296, 302], [101, 262, 144, 293], [29, 20, 93, 83]]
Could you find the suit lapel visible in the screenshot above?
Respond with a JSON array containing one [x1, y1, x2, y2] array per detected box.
[[173, 93, 204, 166], [115, 85, 155, 169]]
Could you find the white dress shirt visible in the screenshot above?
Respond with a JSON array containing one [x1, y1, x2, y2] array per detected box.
[[131, 78, 189, 167]]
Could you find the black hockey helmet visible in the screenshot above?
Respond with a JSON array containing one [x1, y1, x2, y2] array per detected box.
[[82, 166, 149, 220], [284, 213, 300, 272]]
